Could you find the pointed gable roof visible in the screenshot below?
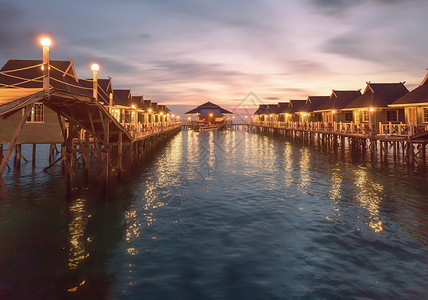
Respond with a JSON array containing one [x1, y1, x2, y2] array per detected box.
[[79, 78, 113, 104], [302, 96, 330, 112], [315, 90, 362, 112], [346, 82, 409, 109], [390, 71, 428, 106], [113, 89, 132, 107], [0, 59, 87, 95], [278, 102, 290, 113], [254, 104, 267, 115], [185, 101, 233, 115], [288, 100, 307, 113]]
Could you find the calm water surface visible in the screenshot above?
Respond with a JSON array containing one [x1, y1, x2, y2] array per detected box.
[[1, 129, 428, 299]]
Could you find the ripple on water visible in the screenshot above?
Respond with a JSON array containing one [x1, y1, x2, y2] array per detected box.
[[1, 131, 428, 298]]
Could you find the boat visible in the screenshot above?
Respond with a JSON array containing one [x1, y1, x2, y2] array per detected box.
[[197, 125, 219, 132]]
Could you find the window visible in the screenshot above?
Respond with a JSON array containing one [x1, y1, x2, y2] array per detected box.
[[362, 111, 369, 122], [385, 110, 398, 122], [27, 103, 44, 122], [345, 112, 353, 122], [424, 108, 428, 122]]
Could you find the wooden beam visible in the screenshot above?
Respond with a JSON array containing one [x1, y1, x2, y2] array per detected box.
[[0, 104, 33, 174]]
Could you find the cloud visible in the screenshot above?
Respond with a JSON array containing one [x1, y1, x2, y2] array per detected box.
[[306, 0, 416, 15], [0, 1, 36, 55]]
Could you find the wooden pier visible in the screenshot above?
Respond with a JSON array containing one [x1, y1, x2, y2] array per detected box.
[[0, 86, 180, 199], [246, 122, 428, 169]]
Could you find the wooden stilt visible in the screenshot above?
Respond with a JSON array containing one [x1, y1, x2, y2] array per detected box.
[[0, 104, 34, 199], [32, 144, 36, 167]]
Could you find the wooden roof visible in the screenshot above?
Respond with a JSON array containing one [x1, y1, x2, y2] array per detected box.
[[253, 104, 267, 115], [79, 78, 112, 104], [300, 96, 330, 112], [113, 89, 132, 107], [346, 82, 409, 109], [390, 72, 428, 106], [185, 101, 232, 115], [315, 90, 362, 112], [0, 59, 89, 96], [288, 100, 307, 113]]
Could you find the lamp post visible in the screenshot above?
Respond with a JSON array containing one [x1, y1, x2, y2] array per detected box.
[[369, 107, 374, 135], [41, 37, 51, 93], [91, 63, 99, 102]]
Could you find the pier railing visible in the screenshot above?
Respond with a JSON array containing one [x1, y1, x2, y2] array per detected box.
[[250, 121, 428, 137]]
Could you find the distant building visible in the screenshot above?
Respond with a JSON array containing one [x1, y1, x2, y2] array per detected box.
[[185, 101, 233, 124]]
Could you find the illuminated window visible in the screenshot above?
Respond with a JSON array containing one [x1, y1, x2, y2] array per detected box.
[[385, 110, 398, 122], [27, 103, 44, 122], [362, 111, 369, 122], [424, 108, 428, 122]]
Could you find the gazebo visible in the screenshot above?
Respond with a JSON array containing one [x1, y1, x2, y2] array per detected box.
[[185, 101, 233, 124]]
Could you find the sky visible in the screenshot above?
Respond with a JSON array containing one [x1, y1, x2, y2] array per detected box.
[[1, 0, 428, 116]]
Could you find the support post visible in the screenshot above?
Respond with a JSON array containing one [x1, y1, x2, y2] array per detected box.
[[0, 104, 34, 199]]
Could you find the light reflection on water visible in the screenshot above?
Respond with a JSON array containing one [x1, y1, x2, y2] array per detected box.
[[1, 130, 428, 298]]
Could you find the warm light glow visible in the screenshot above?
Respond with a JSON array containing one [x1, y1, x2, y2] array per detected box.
[[188, 117, 191, 120], [40, 37, 51, 47], [232, 116, 235, 119], [369, 107, 374, 112], [245, 115, 248, 118], [209, 113, 213, 117], [172, 114, 175, 117], [160, 112, 164, 115], [148, 109, 152, 113], [167, 113, 170, 116], [332, 110, 336, 114], [131, 105, 136, 109], [269, 114, 273, 117], [91, 63, 100, 71]]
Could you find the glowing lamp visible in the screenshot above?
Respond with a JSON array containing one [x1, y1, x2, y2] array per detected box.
[[245, 116, 248, 118], [91, 63, 100, 71], [160, 112, 164, 115], [131, 105, 136, 109], [209, 113, 213, 117], [188, 117, 191, 120], [369, 107, 374, 112], [148, 109, 152, 113], [41, 37, 51, 47], [332, 110, 336, 114], [172, 114, 175, 117]]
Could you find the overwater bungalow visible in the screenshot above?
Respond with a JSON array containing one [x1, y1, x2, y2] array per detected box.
[[297, 96, 329, 123], [343, 82, 408, 131], [277, 102, 290, 122], [286, 100, 307, 123], [253, 104, 267, 122], [389, 71, 428, 126], [314, 90, 362, 124], [185, 101, 233, 124]]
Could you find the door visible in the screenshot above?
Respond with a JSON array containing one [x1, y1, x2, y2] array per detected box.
[[408, 107, 417, 125]]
